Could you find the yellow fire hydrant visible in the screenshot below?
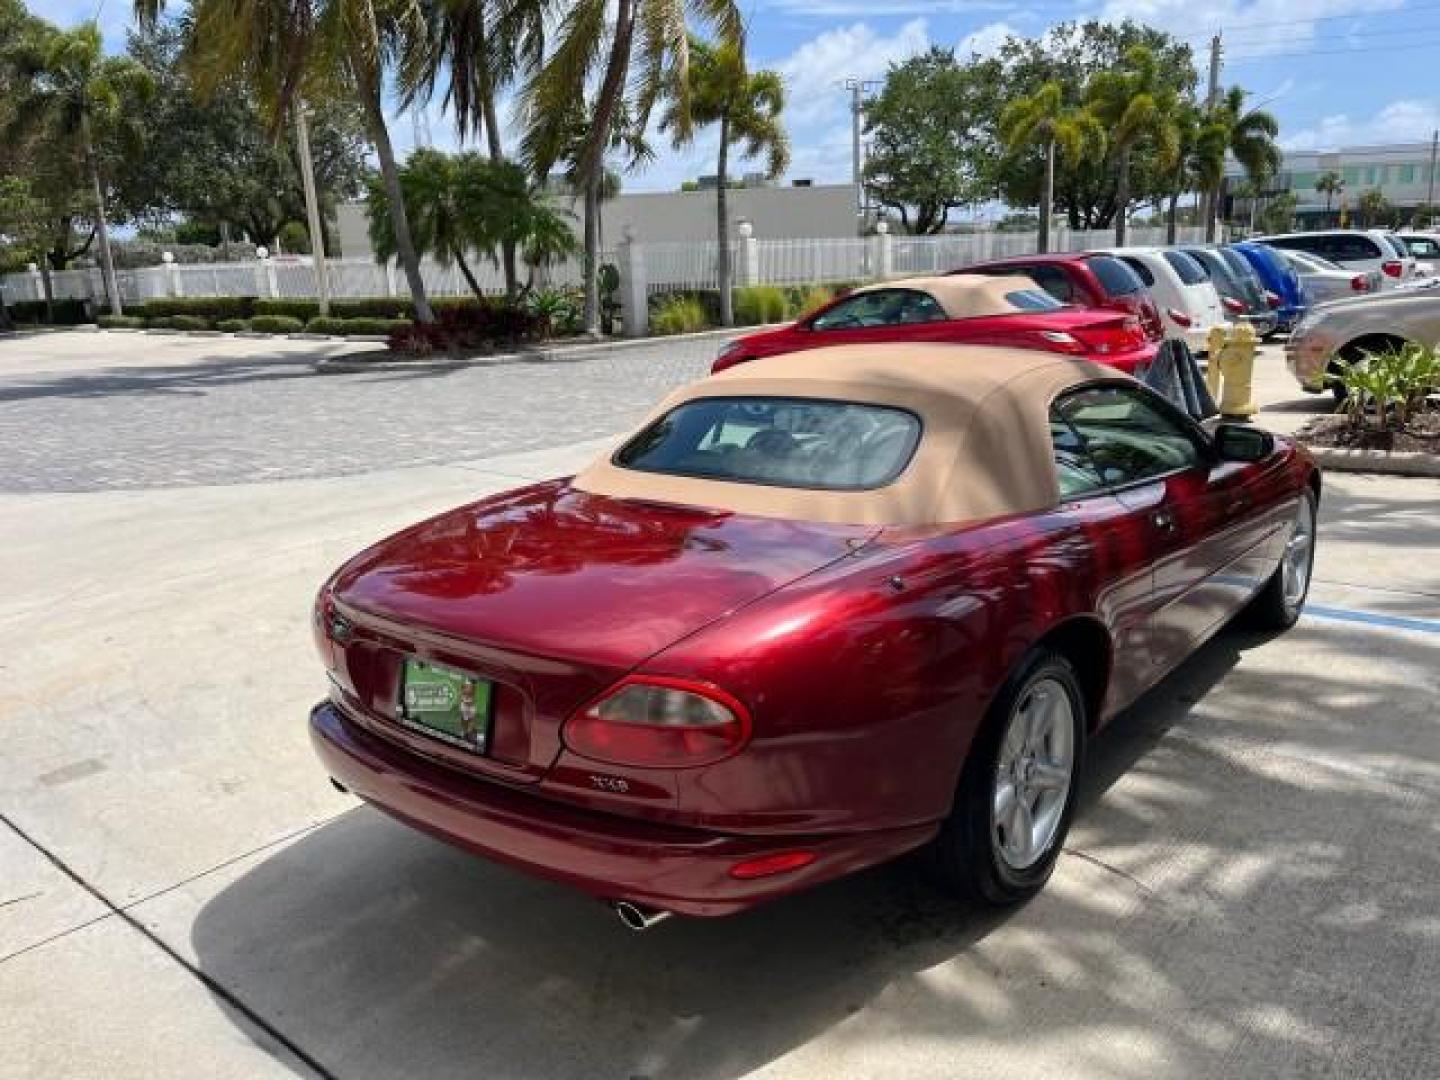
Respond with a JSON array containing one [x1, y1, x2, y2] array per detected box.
[[1203, 323, 1258, 419]]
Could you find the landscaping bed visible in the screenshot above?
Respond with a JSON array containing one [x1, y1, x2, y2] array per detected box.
[[1296, 411, 1440, 454]]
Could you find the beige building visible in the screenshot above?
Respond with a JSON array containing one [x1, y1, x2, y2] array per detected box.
[[334, 182, 859, 258]]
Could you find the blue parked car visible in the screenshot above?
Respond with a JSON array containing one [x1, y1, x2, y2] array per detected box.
[[1231, 242, 1309, 334]]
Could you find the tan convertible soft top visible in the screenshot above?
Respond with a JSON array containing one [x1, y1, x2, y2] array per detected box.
[[572, 344, 1125, 526], [848, 274, 1049, 320]]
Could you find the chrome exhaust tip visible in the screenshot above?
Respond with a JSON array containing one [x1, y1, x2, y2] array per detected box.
[[614, 901, 672, 931]]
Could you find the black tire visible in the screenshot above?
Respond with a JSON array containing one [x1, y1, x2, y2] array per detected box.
[[1244, 489, 1318, 631], [927, 649, 1086, 906]]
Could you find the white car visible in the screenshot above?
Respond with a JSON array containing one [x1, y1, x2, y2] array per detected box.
[[1273, 248, 1381, 304], [1099, 247, 1227, 352], [1258, 230, 1414, 289], [1395, 232, 1440, 276]]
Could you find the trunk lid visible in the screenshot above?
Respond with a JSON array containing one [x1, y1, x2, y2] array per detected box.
[[324, 480, 875, 781]]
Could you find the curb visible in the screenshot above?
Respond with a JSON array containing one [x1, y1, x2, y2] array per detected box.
[[311, 324, 757, 375], [1304, 445, 1440, 477]]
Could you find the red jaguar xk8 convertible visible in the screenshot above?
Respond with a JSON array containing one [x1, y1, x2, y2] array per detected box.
[[711, 274, 1159, 375], [310, 344, 1319, 929]]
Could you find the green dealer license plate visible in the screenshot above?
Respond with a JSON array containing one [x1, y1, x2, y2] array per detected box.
[[398, 658, 492, 753]]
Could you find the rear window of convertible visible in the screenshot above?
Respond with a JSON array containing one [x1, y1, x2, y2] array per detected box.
[[614, 397, 922, 491]]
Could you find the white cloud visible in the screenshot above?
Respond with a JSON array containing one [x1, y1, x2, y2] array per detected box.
[[1096, 0, 1407, 61], [958, 20, 1019, 58], [1281, 99, 1440, 150], [775, 19, 933, 125]]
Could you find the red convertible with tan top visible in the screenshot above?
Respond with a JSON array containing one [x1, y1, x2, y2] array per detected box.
[[310, 344, 1319, 929]]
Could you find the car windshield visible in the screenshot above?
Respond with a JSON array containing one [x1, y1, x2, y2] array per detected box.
[[1218, 248, 1259, 282], [1386, 234, 1411, 257], [1005, 288, 1066, 311], [1085, 255, 1145, 297], [614, 397, 923, 491]]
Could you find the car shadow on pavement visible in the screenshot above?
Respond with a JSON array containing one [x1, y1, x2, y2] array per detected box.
[[189, 619, 1437, 1080]]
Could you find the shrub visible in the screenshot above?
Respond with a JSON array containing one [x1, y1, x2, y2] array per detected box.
[[331, 297, 413, 320], [216, 318, 250, 332], [1334, 343, 1440, 430], [524, 289, 583, 337], [98, 314, 146, 329], [732, 285, 789, 326], [792, 284, 837, 318], [651, 294, 709, 335], [148, 314, 210, 331], [305, 316, 410, 336], [252, 298, 321, 322], [648, 289, 720, 326], [385, 300, 544, 355], [7, 299, 89, 325], [139, 296, 254, 321], [248, 315, 305, 334]]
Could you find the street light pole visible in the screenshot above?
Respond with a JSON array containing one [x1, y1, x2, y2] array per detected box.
[[1426, 129, 1438, 224], [294, 103, 331, 318]]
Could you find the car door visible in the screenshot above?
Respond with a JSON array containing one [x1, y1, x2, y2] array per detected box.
[[1054, 384, 1272, 681]]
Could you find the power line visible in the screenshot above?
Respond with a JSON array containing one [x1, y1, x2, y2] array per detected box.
[[1174, 0, 1440, 39], [1226, 33, 1440, 62]]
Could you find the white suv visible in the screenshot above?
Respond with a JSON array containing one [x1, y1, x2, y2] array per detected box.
[[1258, 230, 1414, 289]]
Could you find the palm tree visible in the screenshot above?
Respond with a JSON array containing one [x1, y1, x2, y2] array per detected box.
[[1356, 187, 1391, 228], [4, 23, 153, 315], [1086, 45, 1179, 246], [999, 80, 1104, 254], [520, 0, 742, 335], [1316, 170, 1343, 221], [1206, 86, 1280, 241], [659, 36, 787, 325], [136, 0, 437, 323]]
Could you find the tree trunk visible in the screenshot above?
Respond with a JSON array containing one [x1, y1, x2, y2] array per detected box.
[[477, 23, 518, 299], [1166, 189, 1180, 245], [40, 264, 54, 325], [294, 105, 331, 317], [453, 246, 486, 303], [1038, 138, 1055, 254], [716, 114, 733, 326], [1204, 180, 1220, 242], [1114, 147, 1131, 246], [582, 171, 602, 334], [363, 89, 434, 323], [579, 0, 635, 335], [82, 120, 123, 316]]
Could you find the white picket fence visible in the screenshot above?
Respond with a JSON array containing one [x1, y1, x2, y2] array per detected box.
[[0, 225, 1207, 311]]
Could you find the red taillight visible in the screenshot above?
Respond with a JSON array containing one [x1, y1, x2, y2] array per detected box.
[[1222, 296, 1245, 315], [729, 851, 818, 879], [1382, 260, 1403, 278], [564, 676, 751, 768], [1167, 308, 1193, 329], [1066, 317, 1145, 356], [1265, 290, 1282, 309], [1352, 274, 1372, 292]]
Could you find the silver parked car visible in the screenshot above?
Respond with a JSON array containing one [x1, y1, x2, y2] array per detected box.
[[1259, 229, 1415, 288], [1275, 248, 1381, 304], [1286, 290, 1440, 398]]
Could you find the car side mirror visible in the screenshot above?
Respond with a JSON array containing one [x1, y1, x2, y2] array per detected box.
[[1213, 423, 1274, 462]]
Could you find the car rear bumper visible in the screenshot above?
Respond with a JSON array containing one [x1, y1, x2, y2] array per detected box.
[[310, 701, 938, 917]]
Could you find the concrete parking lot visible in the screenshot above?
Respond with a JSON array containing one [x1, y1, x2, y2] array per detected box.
[[1, 331, 1436, 1079]]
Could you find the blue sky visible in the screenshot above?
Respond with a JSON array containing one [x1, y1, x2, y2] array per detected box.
[[40, 0, 1440, 196]]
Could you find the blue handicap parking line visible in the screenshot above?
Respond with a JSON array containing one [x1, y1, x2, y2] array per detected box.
[[1303, 604, 1440, 635]]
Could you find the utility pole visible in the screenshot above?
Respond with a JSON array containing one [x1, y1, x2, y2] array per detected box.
[[294, 104, 331, 318], [845, 78, 864, 235], [1426, 129, 1438, 224], [1203, 33, 1223, 242]]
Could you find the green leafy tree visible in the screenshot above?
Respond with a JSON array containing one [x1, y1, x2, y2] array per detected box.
[[999, 80, 1104, 252], [862, 48, 1002, 235], [520, 0, 742, 333], [139, 0, 439, 323], [993, 22, 1197, 231], [4, 22, 154, 314], [1258, 191, 1296, 233], [1356, 187, 1392, 228], [1086, 44, 1180, 244], [365, 148, 576, 303], [1315, 170, 1343, 218], [659, 35, 787, 325]]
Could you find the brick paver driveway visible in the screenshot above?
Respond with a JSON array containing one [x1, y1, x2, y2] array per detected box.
[[0, 331, 725, 492]]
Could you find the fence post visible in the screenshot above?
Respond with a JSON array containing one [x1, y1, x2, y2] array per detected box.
[[617, 226, 649, 338], [255, 247, 278, 299], [874, 222, 893, 279], [162, 251, 183, 298], [735, 220, 759, 287], [26, 263, 43, 304], [384, 259, 398, 297]]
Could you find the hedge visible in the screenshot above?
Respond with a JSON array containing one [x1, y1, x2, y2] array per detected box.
[[248, 315, 305, 334], [138, 296, 255, 321], [148, 314, 210, 331], [216, 318, 249, 332], [651, 294, 710, 335], [6, 299, 90, 325], [98, 314, 146, 329], [252, 298, 322, 321], [305, 316, 410, 336], [733, 285, 789, 325]]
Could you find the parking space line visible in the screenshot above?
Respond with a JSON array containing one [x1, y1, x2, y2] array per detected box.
[[1303, 604, 1440, 635]]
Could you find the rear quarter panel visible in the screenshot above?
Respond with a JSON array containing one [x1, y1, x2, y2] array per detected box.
[[638, 499, 1157, 835]]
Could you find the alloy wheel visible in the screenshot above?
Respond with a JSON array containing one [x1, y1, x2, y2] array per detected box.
[[1282, 495, 1316, 610], [991, 677, 1076, 871]]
